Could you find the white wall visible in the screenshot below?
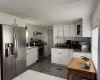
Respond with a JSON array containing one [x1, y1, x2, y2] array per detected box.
[[26, 24, 49, 56], [92, 0, 100, 80]]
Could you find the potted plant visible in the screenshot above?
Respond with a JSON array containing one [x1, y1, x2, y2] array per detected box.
[[81, 56, 91, 69]]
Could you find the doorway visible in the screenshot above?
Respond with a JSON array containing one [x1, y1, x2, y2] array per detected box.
[[48, 29, 53, 56]]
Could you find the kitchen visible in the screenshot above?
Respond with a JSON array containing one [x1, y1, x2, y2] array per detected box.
[[25, 19, 92, 79], [0, 0, 99, 80]]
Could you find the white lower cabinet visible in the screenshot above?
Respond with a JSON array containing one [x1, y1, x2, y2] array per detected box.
[[51, 49, 59, 64], [60, 49, 69, 65], [26, 48, 38, 67], [51, 48, 91, 66], [51, 48, 70, 66], [73, 52, 91, 58]]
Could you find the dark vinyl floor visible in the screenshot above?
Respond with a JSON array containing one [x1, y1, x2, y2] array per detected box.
[[29, 56, 67, 79]]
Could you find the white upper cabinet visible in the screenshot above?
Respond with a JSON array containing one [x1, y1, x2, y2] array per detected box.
[[53, 20, 92, 37], [63, 25, 70, 37], [75, 21, 82, 37], [58, 25, 64, 37], [53, 25, 59, 38], [15, 17, 25, 27], [69, 24, 76, 37], [0, 12, 25, 27], [82, 19, 91, 37], [0, 12, 15, 26]]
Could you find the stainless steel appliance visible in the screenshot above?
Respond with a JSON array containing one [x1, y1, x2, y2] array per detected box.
[[0, 24, 26, 80], [38, 46, 45, 61], [65, 40, 74, 48], [73, 41, 81, 50], [80, 42, 89, 52]]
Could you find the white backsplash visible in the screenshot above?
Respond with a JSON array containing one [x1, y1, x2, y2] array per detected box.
[[53, 37, 91, 45]]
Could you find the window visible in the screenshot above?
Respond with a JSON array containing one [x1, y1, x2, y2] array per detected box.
[[26, 30, 28, 38], [92, 26, 98, 71]]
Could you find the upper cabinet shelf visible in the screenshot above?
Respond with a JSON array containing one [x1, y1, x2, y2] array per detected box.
[[53, 23, 78, 38], [53, 19, 91, 38]]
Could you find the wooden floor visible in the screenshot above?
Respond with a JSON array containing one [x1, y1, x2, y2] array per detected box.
[[28, 56, 67, 79]]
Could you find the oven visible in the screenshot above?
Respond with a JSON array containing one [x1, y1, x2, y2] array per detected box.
[[38, 46, 45, 61]]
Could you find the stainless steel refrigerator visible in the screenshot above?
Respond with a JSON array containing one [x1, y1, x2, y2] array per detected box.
[[0, 24, 26, 80]]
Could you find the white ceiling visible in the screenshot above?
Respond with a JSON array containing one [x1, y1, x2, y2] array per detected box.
[[0, 0, 98, 26]]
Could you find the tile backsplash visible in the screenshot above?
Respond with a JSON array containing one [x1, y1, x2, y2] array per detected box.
[[53, 37, 91, 44]]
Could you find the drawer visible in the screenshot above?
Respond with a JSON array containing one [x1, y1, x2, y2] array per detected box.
[[51, 48, 59, 52]]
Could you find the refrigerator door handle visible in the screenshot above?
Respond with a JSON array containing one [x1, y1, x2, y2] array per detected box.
[[13, 34, 17, 58]]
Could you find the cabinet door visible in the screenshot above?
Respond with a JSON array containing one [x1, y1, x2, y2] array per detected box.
[[26, 49, 33, 67], [58, 25, 63, 37], [60, 49, 69, 65], [51, 49, 59, 64], [0, 12, 15, 25], [70, 24, 76, 37], [31, 48, 38, 64], [68, 50, 74, 62], [76, 21, 82, 37], [16, 17, 25, 27], [53, 25, 59, 38], [63, 25, 69, 37]]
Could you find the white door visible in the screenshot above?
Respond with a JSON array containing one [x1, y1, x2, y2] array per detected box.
[[60, 49, 69, 65], [64, 25, 69, 37], [48, 29, 53, 55], [70, 24, 76, 37], [53, 25, 59, 38], [58, 25, 63, 37]]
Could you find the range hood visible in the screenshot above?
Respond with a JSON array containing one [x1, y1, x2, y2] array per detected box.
[[33, 31, 42, 35]]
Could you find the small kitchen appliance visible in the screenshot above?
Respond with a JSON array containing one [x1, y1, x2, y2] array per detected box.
[[80, 42, 89, 52]]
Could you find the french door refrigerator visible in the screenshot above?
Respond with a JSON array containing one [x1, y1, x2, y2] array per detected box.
[[0, 24, 26, 80]]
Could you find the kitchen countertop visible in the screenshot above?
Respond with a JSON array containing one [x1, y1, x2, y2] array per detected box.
[[26, 46, 37, 50], [26, 46, 45, 50], [52, 47, 91, 53], [74, 50, 91, 53], [52, 47, 74, 50]]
